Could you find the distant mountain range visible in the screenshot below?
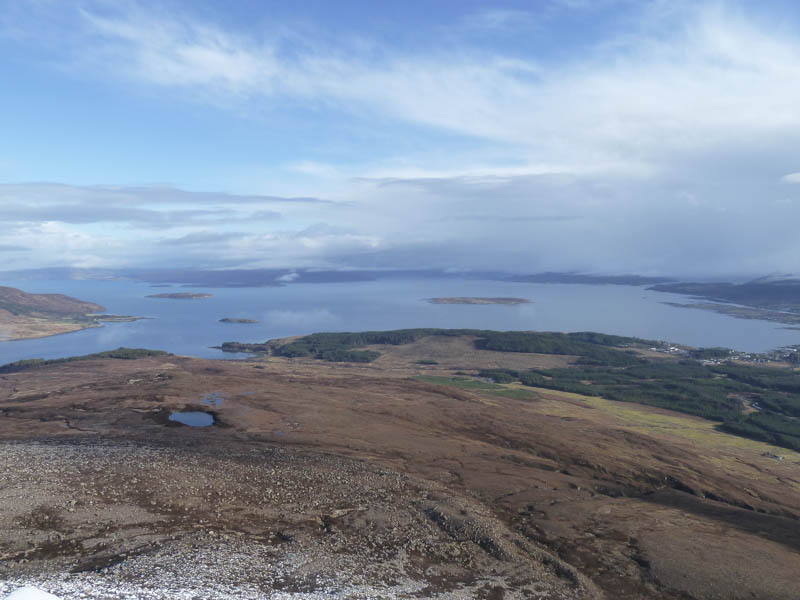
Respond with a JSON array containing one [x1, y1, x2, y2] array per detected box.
[[0, 267, 675, 288], [506, 272, 674, 285], [0, 285, 104, 317], [2, 268, 797, 316], [650, 277, 800, 313], [0, 267, 459, 287]]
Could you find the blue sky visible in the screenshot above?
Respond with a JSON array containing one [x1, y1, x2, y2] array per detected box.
[[3, 0, 800, 276]]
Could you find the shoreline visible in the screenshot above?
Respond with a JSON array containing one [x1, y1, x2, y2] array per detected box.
[[427, 296, 532, 305], [2, 315, 147, 343], [662, 301, 800, 326]]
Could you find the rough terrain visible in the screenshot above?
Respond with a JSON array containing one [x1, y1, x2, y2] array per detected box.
[[1, 336, 799, 599]]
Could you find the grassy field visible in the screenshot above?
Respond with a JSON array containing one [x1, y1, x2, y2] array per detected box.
[[414, 375, 539, 400], [220, 328, 800, 453], [415, 373, 800, 464]]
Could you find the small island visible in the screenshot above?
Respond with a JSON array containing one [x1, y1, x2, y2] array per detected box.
[[146, 292, 213, 300], [428, 297, 532, 305], [219, 318, 259, 324], [91, 314, 146, 323]]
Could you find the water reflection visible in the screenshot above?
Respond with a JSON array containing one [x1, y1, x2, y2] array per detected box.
[[168, 411, 214, 427]]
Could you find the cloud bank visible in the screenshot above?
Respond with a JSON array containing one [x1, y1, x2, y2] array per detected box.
[[2, 2, 800, 277]]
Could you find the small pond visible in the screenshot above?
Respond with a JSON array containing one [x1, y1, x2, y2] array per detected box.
[[202, 392, 224, 406], [168, 411, 215, 427]]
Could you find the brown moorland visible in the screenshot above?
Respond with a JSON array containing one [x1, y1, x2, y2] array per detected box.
[[1, 336, 799, 598], [0, 286, 105, 341]]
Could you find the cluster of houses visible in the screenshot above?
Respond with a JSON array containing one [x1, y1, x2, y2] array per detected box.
[[649, 345, 686, 355], [647, 343, 800, 366], [731, 346, 800, 365]]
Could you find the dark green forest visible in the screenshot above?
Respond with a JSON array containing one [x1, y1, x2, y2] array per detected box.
[[479, 361, 800, 452]]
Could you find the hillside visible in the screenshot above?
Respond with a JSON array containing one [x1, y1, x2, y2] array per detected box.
[[0, 286, 134, 341], [650, 278, 800, 315], [220, 328, 800, 452], [2, 332, 800, 598], [0, 286, 104, 317]]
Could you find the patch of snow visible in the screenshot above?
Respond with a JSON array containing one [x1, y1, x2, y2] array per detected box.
[[4, 587, 63, 600]]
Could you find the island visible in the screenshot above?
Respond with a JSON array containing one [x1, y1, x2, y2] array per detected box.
[[146, 292, 213, 299], [0, 286, 142, 341], [428, 296, 531, 305], [219, 318, 258, 324], [90, 314, 145, 323]]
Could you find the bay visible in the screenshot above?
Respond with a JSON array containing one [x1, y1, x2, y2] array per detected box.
[[2, 277, 800, 365]]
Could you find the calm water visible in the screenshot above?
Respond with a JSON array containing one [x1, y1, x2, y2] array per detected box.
[[168, 411, 215, 427], [2, 278, 800, 365]]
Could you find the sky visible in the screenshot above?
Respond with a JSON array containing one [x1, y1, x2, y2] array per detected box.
[[2, 0, 800, 277]]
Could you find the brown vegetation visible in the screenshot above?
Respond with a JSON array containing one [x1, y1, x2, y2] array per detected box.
[[0, 286, 105, 341], [1, 337, 799, 598]]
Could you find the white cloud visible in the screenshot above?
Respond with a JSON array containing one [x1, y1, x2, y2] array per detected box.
[[458, 9, 541, 32], [0, 183, 326, 208], [0, 183, 359, 269], [4, 221, 124, 269], [0, 183, 334, 231], [285, 161, 341, 179], [276, 271, 299, 283], [5, 3, 800, 277], [79, 6, 274, 92], [39, 2, 796, 177]]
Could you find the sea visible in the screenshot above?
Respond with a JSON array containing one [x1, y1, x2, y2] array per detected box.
[[2, 277, 800, 365]]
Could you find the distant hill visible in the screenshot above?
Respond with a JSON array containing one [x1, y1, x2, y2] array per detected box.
[[0, 286, 104, 317], [428, 297, 531, 305], [146, 292, 212, 299], [0, 286, 134, 341], [747, 273, 800, 285], [508, 272, 674, 285], [650, 278, 800, 313], [0, 267, 676, 288]]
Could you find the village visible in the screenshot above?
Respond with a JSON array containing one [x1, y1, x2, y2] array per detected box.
[[648, 342, 800, 366]]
